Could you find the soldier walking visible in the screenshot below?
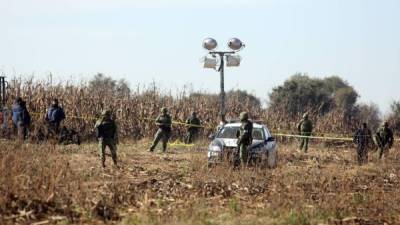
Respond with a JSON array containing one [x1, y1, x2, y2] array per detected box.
[[375, 121, 394, 159], [185, 111, 201, 144], [45, 98, 66, 134], [235, 112, 253, 167], [353, 123, 373, 165], [297, 113, 313, 152], [95, 110, 118, 168], [150, 107, 172, 152]]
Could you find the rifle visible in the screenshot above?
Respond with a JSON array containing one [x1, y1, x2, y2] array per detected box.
[[94, 117, 104, 138]]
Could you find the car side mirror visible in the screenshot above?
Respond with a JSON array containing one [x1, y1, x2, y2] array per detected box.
[[266, 137, 275, 142], [208, 134, 216, 140]]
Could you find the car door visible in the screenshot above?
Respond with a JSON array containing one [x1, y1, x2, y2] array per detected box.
[[263, 127, 276, 152]]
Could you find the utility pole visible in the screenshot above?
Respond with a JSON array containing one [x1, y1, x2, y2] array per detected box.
[[202, 38, 244, 122], [0, 76, 7, 107]]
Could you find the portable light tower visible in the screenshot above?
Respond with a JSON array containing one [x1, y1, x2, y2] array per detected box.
[[201, 37, 245, 122]]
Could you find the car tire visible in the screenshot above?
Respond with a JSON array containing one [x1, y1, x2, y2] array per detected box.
[[207, 162, 216, 168]]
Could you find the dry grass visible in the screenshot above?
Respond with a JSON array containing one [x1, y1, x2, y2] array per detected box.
[[1, 139, 399, 225], [2, 77, 398, 224]]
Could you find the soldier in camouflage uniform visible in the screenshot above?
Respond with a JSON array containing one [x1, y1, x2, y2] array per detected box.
[[150, 107, 172, 152], [376, 121, 394, 159], [185, 111, 201, 144], [297, 113, 313, 152], [235, 112, 253, 167], [353, 123, 373, 165], [94, 110, 118, 168]]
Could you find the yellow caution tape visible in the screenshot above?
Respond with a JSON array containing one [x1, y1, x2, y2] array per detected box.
[[27, 112, 400, 142], [270, 128, 353, 137], [273, 133, 400, 142], [272, 133, 353, 141], [30, 111, 213, 128], [169, 140, 195, 147]]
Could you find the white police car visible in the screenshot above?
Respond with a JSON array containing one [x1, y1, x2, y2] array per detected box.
[[207, 122, 277, 168]]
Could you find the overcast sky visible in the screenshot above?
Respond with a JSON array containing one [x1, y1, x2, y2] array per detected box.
[[1, 0, 399, 113]]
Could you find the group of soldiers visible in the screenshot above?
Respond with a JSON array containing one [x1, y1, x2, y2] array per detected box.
[[297, 112, 395, 165], [353, 121, 394, 165], [95, 107, 202, 167], [3, 96, 397, 168], [76, 105, 252, 169], [5, 98, 202, 168]]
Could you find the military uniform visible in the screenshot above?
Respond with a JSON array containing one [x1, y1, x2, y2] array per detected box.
[[150, 108, 172, 152], [95, 110, 118, 167], [236, 112, 253, 167], [376, 122, 394, 159], [297, 113, 313, 152], [185, 112, 201, 144], [353, 123, 372, 165]]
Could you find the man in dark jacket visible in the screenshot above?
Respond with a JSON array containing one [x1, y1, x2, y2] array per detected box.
[[12, 97, 31, 140], [45, 98, 66, 134], [353, 123, 373, 165]]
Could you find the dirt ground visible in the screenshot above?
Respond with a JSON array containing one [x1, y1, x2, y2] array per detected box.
[[0, 139, 399, 225]]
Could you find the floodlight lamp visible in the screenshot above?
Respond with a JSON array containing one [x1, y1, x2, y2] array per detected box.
[[226, 54, 241, 67], [228, 38, 244, 51], [203, 38, 218, 51], [202, 55, 218, 69]]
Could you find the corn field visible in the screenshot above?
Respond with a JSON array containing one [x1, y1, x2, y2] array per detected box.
[[4, 77, 360, 140]]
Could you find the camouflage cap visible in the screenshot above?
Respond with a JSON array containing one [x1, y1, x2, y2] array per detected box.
[[383, 121, 389, 127], [101, 109, 111, 116], [161, 107, 168, 113], [240, 112, 249, 120], [303, 113, 309, 119]]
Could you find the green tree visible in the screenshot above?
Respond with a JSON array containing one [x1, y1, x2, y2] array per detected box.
[[355, 103, 381, 131], [227, 90, 261, 108], [89, 73, 130, 97], [268, 74, 358, 118]]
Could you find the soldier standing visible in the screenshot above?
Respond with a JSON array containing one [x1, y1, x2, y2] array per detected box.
[[150, 107, 172, 152], [353, 123, 373, 165], [376, 121, 394, 159], [45, 98, 66, 134], [297, 113, 313, 152], [235, 112, 253, 167], [95, 110, 118, 168], [185, 111, 201, 144]]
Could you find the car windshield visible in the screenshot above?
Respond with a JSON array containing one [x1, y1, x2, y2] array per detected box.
[[216, 126, 264, 140]]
